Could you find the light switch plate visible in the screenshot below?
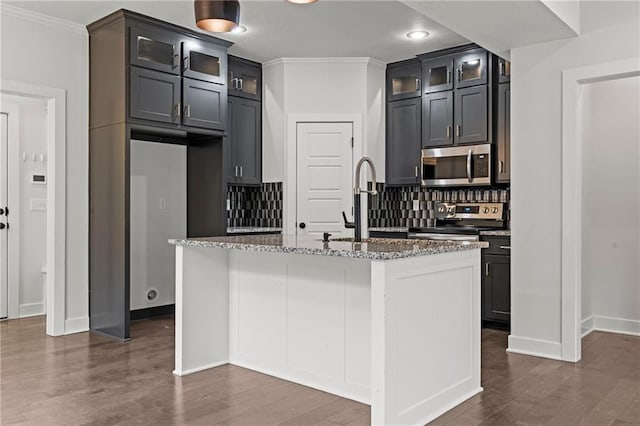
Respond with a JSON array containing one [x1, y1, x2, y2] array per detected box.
[[413, 200, 420, 211]]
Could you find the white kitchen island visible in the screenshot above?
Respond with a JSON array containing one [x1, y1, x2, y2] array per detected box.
[[169, 235, 486, 425]]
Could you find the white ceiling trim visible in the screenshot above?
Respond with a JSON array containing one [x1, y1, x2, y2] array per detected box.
[[1, 3, 87, 36], [264, 57, 387, 67]]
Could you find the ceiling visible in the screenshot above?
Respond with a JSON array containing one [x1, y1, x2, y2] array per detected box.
[[4, 0, 471, 63]]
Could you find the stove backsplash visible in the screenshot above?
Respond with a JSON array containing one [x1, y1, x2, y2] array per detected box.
[[368, 183, 510, 229], [227, 182, 283, 228]]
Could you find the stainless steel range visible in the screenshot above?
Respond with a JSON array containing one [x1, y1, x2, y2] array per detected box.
[[408, 202, 507, 242]]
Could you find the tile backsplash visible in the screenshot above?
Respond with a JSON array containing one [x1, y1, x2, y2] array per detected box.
[[368, 183, 510, 228], [227, 182, 283, 228]]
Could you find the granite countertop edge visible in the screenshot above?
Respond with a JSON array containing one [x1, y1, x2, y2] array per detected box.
[[169, 237, 488, 261], [479, 230, 511, 236], [226, 227, 283, 234]]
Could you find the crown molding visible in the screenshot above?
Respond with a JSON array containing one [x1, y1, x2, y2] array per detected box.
[[1, 3, 87, 36], [263, 57, 386, 68]]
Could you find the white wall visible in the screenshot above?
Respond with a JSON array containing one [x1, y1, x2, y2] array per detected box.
[[262, 58, 386, 183], [581, 76, 640, 336], [1, 94, 48, 317], [510, 1, 640, 356], [0, 8, 89, 328]]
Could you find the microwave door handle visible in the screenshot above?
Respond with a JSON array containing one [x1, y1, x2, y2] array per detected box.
[[466, 149, 473, 183]]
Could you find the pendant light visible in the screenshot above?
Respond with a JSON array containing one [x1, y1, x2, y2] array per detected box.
[[194, 0, 241, 33]]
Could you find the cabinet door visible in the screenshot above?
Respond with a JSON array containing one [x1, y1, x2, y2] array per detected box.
[[129, 23, 180, 75], [496, 83, 510, 183], [182, 78, 226, 131], [228, 62, 262, 101], [454, 49, 488, 89], [130, 67, 180, 124], [182, 40, 227, 85], [386, 98, 421, 185], [387, 62, 422, 101], [482, 254, 511, 324], [422, 91, 453, 148], [422, 56, 454, 93], [498, 57, 511, 84], [230, 97, 262, 185], [454, 85, 488, 144]]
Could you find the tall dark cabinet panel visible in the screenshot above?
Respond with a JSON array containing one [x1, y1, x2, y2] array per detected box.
[[496, 83, 511, 183], [386, 98, 422, 185], [454, 85, 488, 144], [422, 91, 453, 148], [88, 9, 231, 340]]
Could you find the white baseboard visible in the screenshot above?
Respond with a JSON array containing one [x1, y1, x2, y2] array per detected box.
[[581, 316, 594, 337], [64, 317, 89, 335], [507, 335, 562, 360], [173, 360, 229, 376], [19, 303, 45, 318], [591, 315, 640, 336]]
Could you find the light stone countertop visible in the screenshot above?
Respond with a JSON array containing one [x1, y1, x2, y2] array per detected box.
[[368, 227, 409, 233], [169, 235, 488, 261], [226, 227, 282, 234], [479, 230, 511, 237]]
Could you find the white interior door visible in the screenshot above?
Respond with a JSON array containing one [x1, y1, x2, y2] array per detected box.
[[296, 122, 353, 238], [0, 113, 8, 318]]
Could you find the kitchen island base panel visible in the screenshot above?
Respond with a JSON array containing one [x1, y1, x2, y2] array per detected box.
[[173, 245, 481, 426]]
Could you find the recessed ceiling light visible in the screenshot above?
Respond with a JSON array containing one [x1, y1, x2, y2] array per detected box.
[[406, 30, 430, 40], [285, 0, 318, 3], [231, 25, 247, 33]]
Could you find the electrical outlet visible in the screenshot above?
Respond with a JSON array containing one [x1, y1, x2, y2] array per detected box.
[[413, 200, 420, 211]]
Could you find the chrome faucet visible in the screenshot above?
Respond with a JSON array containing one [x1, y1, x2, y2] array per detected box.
[[343, 157, 377, 242]]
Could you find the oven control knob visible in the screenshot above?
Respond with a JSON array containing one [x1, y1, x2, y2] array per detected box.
[[447, 207, 455, 215], [438, 205, 445, 213], [492, 207, 499, 214], [483, 207, 490, 214]]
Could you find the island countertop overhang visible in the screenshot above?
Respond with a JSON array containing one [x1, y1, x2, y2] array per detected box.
[[169, 234, 488, 261]]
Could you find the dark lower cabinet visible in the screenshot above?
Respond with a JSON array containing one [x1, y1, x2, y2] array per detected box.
[[227, 96, 262, 185], [386, 97, 421, 185], [481, 237, 511, 329], [423, 91, 453, 148], [182, 78, 226, 131], [130, 67, 180, 124]]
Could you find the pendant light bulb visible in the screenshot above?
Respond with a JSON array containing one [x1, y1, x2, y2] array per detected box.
[[194, 0, 241, 33]]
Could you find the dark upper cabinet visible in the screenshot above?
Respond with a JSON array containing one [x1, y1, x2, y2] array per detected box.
[[129, 23, 181, 75], [496, 83, 511, 183], [482, 253, 511, 325], [422, 91, 453, 148], [130, 67, 180, 124], [422, 56, 454, 93], [454, 85, 488, 144], [227, 96, 262, 185], [454, 49, 488, 89], [182, 78, 226, 131], [228, 56, 262, 101], [386, 97, 422, 185], [497, 57, 511, 84], [182, 40, 227, 85], [387, 60, 422, 101]]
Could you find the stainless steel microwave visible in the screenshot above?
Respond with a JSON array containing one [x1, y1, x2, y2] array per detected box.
[[421, 144, 491, 187]]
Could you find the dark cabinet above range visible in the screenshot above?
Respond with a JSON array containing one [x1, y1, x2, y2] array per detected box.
[[421, 48, 488, 93]]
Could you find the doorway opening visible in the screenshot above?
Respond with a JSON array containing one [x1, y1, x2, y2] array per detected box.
[[561, 58, 640, 361], [0, 81, 67, 336]]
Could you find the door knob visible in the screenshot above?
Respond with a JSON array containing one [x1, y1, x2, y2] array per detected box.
[[299, 222, 306, 229], [0, 223, 5, 230], [0, 208, 3, 216]]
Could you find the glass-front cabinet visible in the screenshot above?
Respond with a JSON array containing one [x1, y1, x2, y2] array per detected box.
[[129, 23, 181, 75], [423, 56, 454, 93], [387, 60, 422, 101], [182, 41, 227, 85], [454, 49, 488, 89], [228, 57, 262, 101], [498, 57, 511, 84]]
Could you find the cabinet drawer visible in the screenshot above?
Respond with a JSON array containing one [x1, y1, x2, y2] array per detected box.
[[482, 236, 511, 255]]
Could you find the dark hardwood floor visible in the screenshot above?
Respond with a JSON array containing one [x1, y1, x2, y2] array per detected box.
[[1, 316, 638, 425]]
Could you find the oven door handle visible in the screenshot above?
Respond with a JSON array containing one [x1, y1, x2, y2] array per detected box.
[[408, 233, 479, 242], [466, 149, 473, 183]]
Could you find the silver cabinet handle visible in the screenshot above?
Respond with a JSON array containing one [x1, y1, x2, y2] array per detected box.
[[499, 246, 511, 250], [499, 160, 504, 173], [499, 61, 504, 76], [456, 124, 461, 138], [466, 149, 472, 183], [175, 102, 181, 117], [447, 70, 451, 84], [416, 78, 421, 92], [415, 166, 419, 178], [239, 165, 243, 177], [457, 69, 462, 81], [172, 53, 179, 68], [185, 104, 191, 118], [239, 78, 243, 91], [446, 125, 451, 139], [485, 263, 490, 276], [234, 166, 238, 177], [183, 56, 190, 72]]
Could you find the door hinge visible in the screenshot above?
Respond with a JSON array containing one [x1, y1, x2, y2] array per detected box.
[[350, 137, 354, 148]]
